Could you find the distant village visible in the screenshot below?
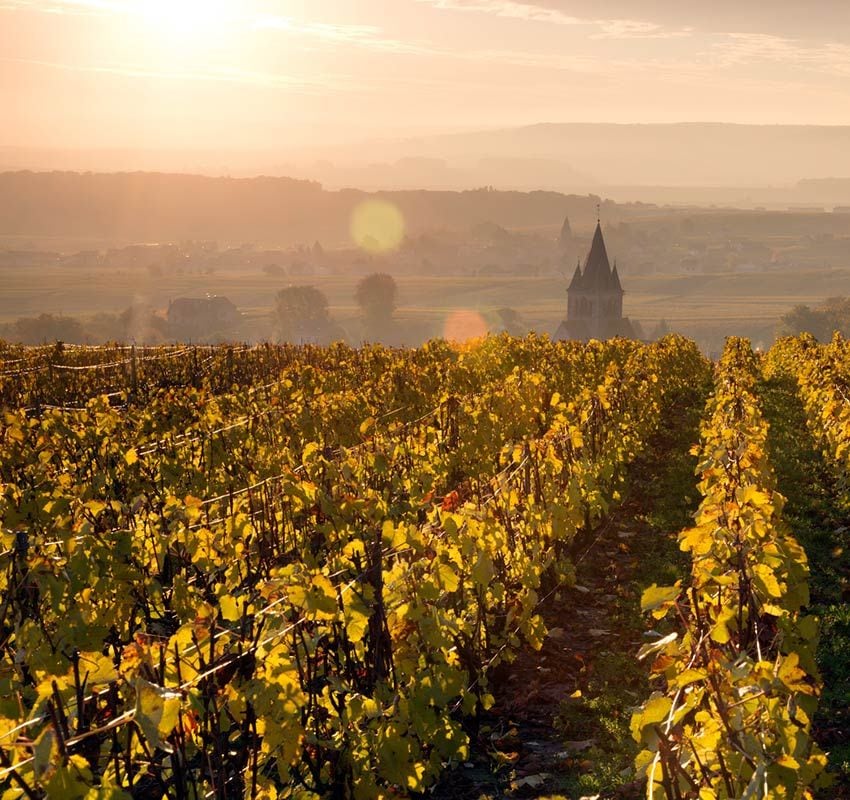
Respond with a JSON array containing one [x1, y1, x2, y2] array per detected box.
[[4, 206, 850, 279], [2, 206, 850, 348]]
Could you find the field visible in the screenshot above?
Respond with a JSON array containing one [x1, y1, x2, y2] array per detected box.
[[0, 334, 848, 799], [5, 258, 850, 351]]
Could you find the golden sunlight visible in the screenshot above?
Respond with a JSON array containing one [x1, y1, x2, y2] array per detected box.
[[133, 0, 239, 39]]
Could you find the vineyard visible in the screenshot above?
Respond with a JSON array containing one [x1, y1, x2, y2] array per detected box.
[[0, 334, 847, 799]]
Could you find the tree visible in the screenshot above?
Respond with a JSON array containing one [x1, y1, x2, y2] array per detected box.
[[777, 297, 850, 341], [652, 319, 671, 340], [12, 313, 85, 345], [119, 304, 170, 344], [495, 307, 525, 337], [356, 273, 398, 341], [819, 296, 850, 334], [275, 286, 343, 344], [778, 304, 831, 341]]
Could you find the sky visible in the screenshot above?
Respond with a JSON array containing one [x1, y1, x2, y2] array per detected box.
[[3, 0, 850, 153]]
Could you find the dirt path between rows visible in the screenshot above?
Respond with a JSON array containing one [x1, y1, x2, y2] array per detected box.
[[430, 516, 672, 799], [430, 393, 703, 800]]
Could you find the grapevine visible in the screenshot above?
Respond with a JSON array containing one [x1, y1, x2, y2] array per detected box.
[[632, 338, 825, 799], [0, 335, 707, 798]]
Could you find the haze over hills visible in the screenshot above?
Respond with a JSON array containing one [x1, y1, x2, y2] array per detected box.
[[297, 123, 850, 202], [6, 123, 850, 208], [0, 171, 610, 248]]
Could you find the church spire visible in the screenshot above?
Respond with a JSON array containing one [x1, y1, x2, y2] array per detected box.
[[582, 221, 613, 290], [558, 216, 631, 342]]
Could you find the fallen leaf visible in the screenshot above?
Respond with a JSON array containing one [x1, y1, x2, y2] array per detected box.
[[511, 773, 550, 789], [563, 739, 595, 752]]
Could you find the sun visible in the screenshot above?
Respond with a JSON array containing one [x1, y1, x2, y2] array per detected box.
[[132, 0, 239, 40]]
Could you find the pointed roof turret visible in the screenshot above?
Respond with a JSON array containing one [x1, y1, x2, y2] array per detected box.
[[582, 221, 613, 290], [611, 261, 623, 293], [567, 259, 583, 291], [559, 215, 573, 246]]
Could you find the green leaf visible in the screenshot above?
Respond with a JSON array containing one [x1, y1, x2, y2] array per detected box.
[[471, 552, 494, 587], [33, 728, 58, 780], [44, 754, 94, 799], [304, 574, 338, 618], [641, 694, 673, 727], [640, 583, 680, 613], [345, 606, 369, 642], [302, 442, 320, 462], [79, 651, 118, 685], [85, 500, 107, 516], [672, 668, 707, 688], [219, 595, 241, 622], [797, 615, 818, 642], [135, 678, 181, 753], [710, 606, 736, 644], [437, 562, 459, 593], [752, 563, 782, 599]]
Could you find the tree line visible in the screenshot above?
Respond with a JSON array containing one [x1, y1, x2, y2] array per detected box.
[[275, 273, 398, 345], [0, 273, 400, 346], [778, 296, 850, 341]]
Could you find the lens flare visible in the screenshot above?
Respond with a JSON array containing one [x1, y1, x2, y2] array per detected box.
[[350, 200, 405, 254], [443, 309, 489, 343]]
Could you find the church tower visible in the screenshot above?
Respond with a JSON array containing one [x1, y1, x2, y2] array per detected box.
[[555, 221, 632, 341]]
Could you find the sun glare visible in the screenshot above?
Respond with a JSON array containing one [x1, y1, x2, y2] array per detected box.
[[132, 0, 239, 40]]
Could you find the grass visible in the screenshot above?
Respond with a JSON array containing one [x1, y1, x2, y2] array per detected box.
[[557, 650, 648, 797], [2, 262, 849, 346]]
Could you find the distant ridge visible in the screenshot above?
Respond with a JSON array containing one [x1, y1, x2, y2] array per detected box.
[[371, 122, 850, 188], [0, 170, 612, 247], [6, 123, 850, 191]]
